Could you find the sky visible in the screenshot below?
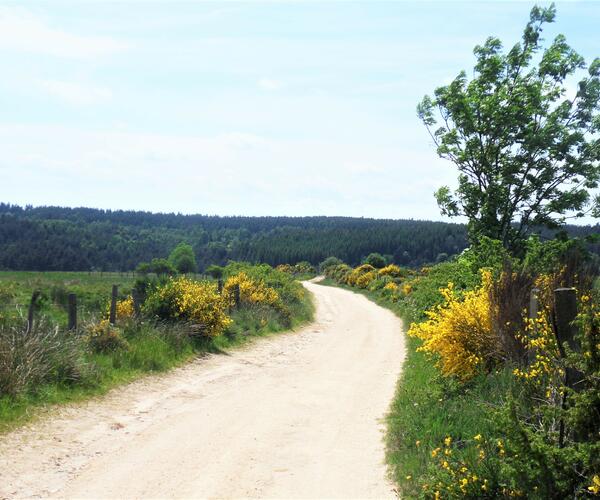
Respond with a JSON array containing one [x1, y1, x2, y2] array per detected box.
[[0, 0, 598, 221]]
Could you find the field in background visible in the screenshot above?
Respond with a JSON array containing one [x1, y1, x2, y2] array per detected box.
[[0, 271, 137, 327]]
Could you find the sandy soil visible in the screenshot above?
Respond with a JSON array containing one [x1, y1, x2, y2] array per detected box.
[[0, 280, 406, 499]]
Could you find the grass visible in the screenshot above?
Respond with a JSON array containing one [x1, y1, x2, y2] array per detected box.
[[0, 270, 314, 434], [0, 271, 137, 327]]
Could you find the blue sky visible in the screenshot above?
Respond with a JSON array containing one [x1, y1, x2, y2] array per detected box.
[[0, 1, 598, 221]]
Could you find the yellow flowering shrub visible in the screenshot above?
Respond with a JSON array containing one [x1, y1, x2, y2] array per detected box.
[[355, 271, 377, 288], [408, 270, 498, 381], [144, 277, 231, 337], [589, 475, 600, 495], [512, 312, 562, 387], [117, 296, 134, 320], [86, 319, 129, 352], [378, 264, 403, 278], [384, 282, 399, 292], [104, 295, 135, 322], [223, 272, 280, 307], [346, 264, 376, 288]]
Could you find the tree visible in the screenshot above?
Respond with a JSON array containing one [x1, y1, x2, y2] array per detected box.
[[364, 252, 386, 269], [150, 258, 176, 276], [136, 261, 151, 275], [205, 265, 224, 279], [319, 256, 342, 273], [168, 243, 197, 274], [417, 4, 600, 253]]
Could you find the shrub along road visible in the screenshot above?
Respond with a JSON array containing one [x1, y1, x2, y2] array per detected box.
[[0, 280, 405, 499]]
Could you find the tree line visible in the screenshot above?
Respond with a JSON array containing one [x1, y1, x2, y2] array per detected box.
[[0, 203, 597, 271]]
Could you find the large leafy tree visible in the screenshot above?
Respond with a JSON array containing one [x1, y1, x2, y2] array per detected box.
[[418, 4, 600, 253], [168, 243, 197, 274]]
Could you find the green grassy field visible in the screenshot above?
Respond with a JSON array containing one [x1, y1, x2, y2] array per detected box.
[[0, 271, 137, 326]]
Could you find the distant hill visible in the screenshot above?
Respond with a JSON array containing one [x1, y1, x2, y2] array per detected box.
[[0, 203, 597, 271]]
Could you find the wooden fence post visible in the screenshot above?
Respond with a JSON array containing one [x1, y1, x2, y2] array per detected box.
[[553, 287, 582, 390], [233, 283, 240, 308], [68, 293, 77, 331], [529, 288, 540, 321], [109, 285, 118, 325], [554, 288, 579, 357], [26, 290, 41, 334], [132, 289, 141, 318], [553, 287, 583, 446], [527, 288, 540, 364]]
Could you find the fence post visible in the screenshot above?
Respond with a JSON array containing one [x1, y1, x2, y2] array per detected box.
[[554, 288, 579, 357], [233, 283, 240, 308], [68, 293, 77, 331], [529, 288, 540, 321], [132, 289, 141, 318], [26, 290, 41, 334], [553, 287, 583, 390], [109, 285, 118, 325], [554, 287, 582, 446], [527, 288, 540, 364]]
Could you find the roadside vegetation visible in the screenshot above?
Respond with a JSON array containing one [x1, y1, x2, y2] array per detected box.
[[322, 236, 599, 498], [325, 4, 600, 497], [0, 262, 313, 432]]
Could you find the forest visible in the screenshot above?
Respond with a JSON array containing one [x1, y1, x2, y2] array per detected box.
[[0, 203, 598, 271]]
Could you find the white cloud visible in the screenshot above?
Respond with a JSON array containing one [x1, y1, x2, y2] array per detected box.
[[0, 124, 455, 219], [39, 80, 113, 105], [0, 7, 127, 59], [258, 78, 283, 91]]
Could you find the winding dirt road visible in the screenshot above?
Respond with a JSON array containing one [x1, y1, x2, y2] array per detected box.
[[0, 281, 405, 499]]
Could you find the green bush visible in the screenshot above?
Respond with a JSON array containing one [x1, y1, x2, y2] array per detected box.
[[86, 320, 129, 353], [364, 252, 387, 269]]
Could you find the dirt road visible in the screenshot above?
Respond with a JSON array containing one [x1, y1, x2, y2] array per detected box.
[[0, 280, 405, 499]]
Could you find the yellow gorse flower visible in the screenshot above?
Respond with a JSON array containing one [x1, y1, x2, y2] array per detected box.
[[408, 270, 497, 381], [588, 475, 600, 495], [149, 276, 232, 337], [223, 272, 280, 307], [378, 264, 403, 277]]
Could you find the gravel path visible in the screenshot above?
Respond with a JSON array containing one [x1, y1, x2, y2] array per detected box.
[[0, 280, 405, 499]]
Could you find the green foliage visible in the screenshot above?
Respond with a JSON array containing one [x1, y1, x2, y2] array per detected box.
[[168, 242, 197, 274], [490, 288, 600, 498], [364, 252, 387, 268], [401, 260, 481, 322], [319, 256, 343, 273], [522, 234, 591, 275], [418, 4, 600, 252], [205, 264, 224, 279], [275, 262, 317, 279], [2, 204, 598, 271], [459, 236, 514, 275], [86, 321, 129, 353], [326, 236, 599, 497], [135, 261, 151, 274], [150, 258, 176, 276]]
